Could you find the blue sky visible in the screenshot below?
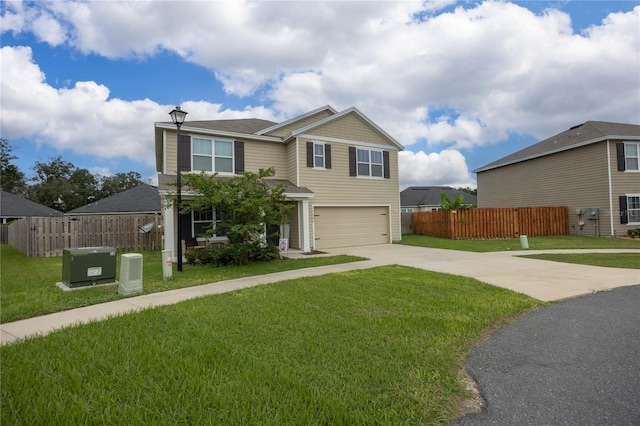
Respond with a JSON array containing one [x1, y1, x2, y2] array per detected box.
[[1, 1, 639, 190]]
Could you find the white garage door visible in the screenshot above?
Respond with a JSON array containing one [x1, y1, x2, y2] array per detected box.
[[314, 206, 390, 250]]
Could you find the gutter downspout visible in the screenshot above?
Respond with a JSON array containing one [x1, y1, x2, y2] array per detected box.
[[606, 140, 615, 237]]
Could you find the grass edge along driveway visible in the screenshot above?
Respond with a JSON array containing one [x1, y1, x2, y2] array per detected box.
[[1, 265, 543, 425]]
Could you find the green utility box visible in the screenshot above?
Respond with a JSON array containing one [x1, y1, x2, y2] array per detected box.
[[62, 247, 117, 288]]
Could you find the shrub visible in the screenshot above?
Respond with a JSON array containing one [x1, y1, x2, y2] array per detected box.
[[627, 229, 640, 239], [185, 242, 280, 266]]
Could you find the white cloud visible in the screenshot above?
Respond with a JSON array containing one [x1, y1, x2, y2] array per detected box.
[[399, 149, 475, 189], [31, 12, 66, 45], [0, 46, 280, 171], [1, 1, 639, 187]]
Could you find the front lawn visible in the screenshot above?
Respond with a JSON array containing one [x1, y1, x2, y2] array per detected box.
[[1, 265, 542, 425], [0, 245, 364, 324], [399, 234, 640, 252]]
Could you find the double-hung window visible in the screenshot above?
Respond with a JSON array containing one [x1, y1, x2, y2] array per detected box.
[[192, 138, 234, 173], [314, 143, 325, 168], [357, 148, 383, 178], [626, 195, 640, 224], [192, 209, 223, 238], [624, 143, 640, 171]]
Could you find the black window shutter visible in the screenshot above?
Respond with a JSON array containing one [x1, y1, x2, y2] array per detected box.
[[616, 143, 626, 171], [619, 196, 628, 224], [349, 147, 357, 176], [306, 142, 314, 167], [234, 141, 245, 174], [178, 134, 191, 172], [383, 151, 390, 179], [325, 144, 332, 169], [179, 212, 192, 239]]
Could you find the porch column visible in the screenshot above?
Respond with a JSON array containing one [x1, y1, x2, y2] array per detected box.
[[300, 199, 311, 253], [163, 201, 176, 262]]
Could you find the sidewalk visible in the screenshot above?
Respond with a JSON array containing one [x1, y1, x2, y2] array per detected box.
[[2, 245, 639, 345], [0, 259, 383, 346]]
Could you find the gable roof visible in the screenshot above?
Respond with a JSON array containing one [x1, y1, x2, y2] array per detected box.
[[0, 191, 65, 218], [400, 186, 477, 207], [288, 107, 404, 150], [475, 121, 640, 173], [256, 105, 338, 136], [67, 184, 161, 215]]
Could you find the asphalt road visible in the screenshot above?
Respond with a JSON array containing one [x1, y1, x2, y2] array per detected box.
[[449, 284, 640, 426]]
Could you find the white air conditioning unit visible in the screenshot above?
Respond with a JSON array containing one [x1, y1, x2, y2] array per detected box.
[[118, 253, 143, 296]]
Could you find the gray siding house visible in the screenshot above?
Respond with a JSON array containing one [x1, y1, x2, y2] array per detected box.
[[400, 186, 477, 212], [475, 121, 640, 237]]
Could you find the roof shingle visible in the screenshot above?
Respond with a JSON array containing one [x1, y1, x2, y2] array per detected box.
[[475, 121, 640, 172]]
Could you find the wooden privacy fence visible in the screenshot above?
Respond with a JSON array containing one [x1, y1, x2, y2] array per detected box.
[[412, 206, 569, 239], [7, 214, 162, 257]]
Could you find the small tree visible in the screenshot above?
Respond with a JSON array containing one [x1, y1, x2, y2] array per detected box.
[[0, 139, 27, 195], [180, 168, 294, 265], [439, 192, 476, 210], [98, 172, 145, 199]]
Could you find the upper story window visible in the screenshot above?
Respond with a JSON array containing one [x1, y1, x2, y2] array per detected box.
[[314, 143, 325, 168], [348, 146, 390, 179], [192, 137, 234, 173], [624, 143, 639, 171], [357, 148, 383, 178], [306, 141, 331, 169]]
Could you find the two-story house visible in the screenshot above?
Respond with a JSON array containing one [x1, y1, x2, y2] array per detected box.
[[154, 105, 403, 257], [474, 121, 640, 237]]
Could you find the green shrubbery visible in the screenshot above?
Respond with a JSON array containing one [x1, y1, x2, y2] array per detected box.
[[176, 167, 294, 266], [185, 242, 279, 266], [627, 228, 640, 239]]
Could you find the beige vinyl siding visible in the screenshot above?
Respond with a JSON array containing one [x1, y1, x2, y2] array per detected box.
[[165, 131, 177, 174], [162, 131, 289, 179], [243, 140, 288, 178], [286, 140, 298, 184], [477, 141, 611, 236], [609, 140, 640, 236], [309, 114, 390, 145], [266, 110, 335, 138], [286, 205, 300, 249], [296, 132, 401, 244]]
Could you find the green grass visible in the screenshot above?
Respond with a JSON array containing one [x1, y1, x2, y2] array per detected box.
[[399, 234, 640, 252], [1, 265, 543, 425], [0, 245, 365, 324], [520, 253, 640, 269]]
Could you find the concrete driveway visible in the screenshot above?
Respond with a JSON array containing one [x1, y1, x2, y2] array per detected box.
[[336, 244, 640, 302]]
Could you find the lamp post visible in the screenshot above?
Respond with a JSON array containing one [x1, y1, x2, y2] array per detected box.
[[169, 106, 188, 271]]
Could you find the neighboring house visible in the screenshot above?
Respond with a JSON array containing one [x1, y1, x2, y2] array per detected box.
[[474, 121, 640, 237], [400, 186, 477, 212], [0, 190, 64, 223], [154, 105, 403, 256], [66, 184, 161, 215]]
